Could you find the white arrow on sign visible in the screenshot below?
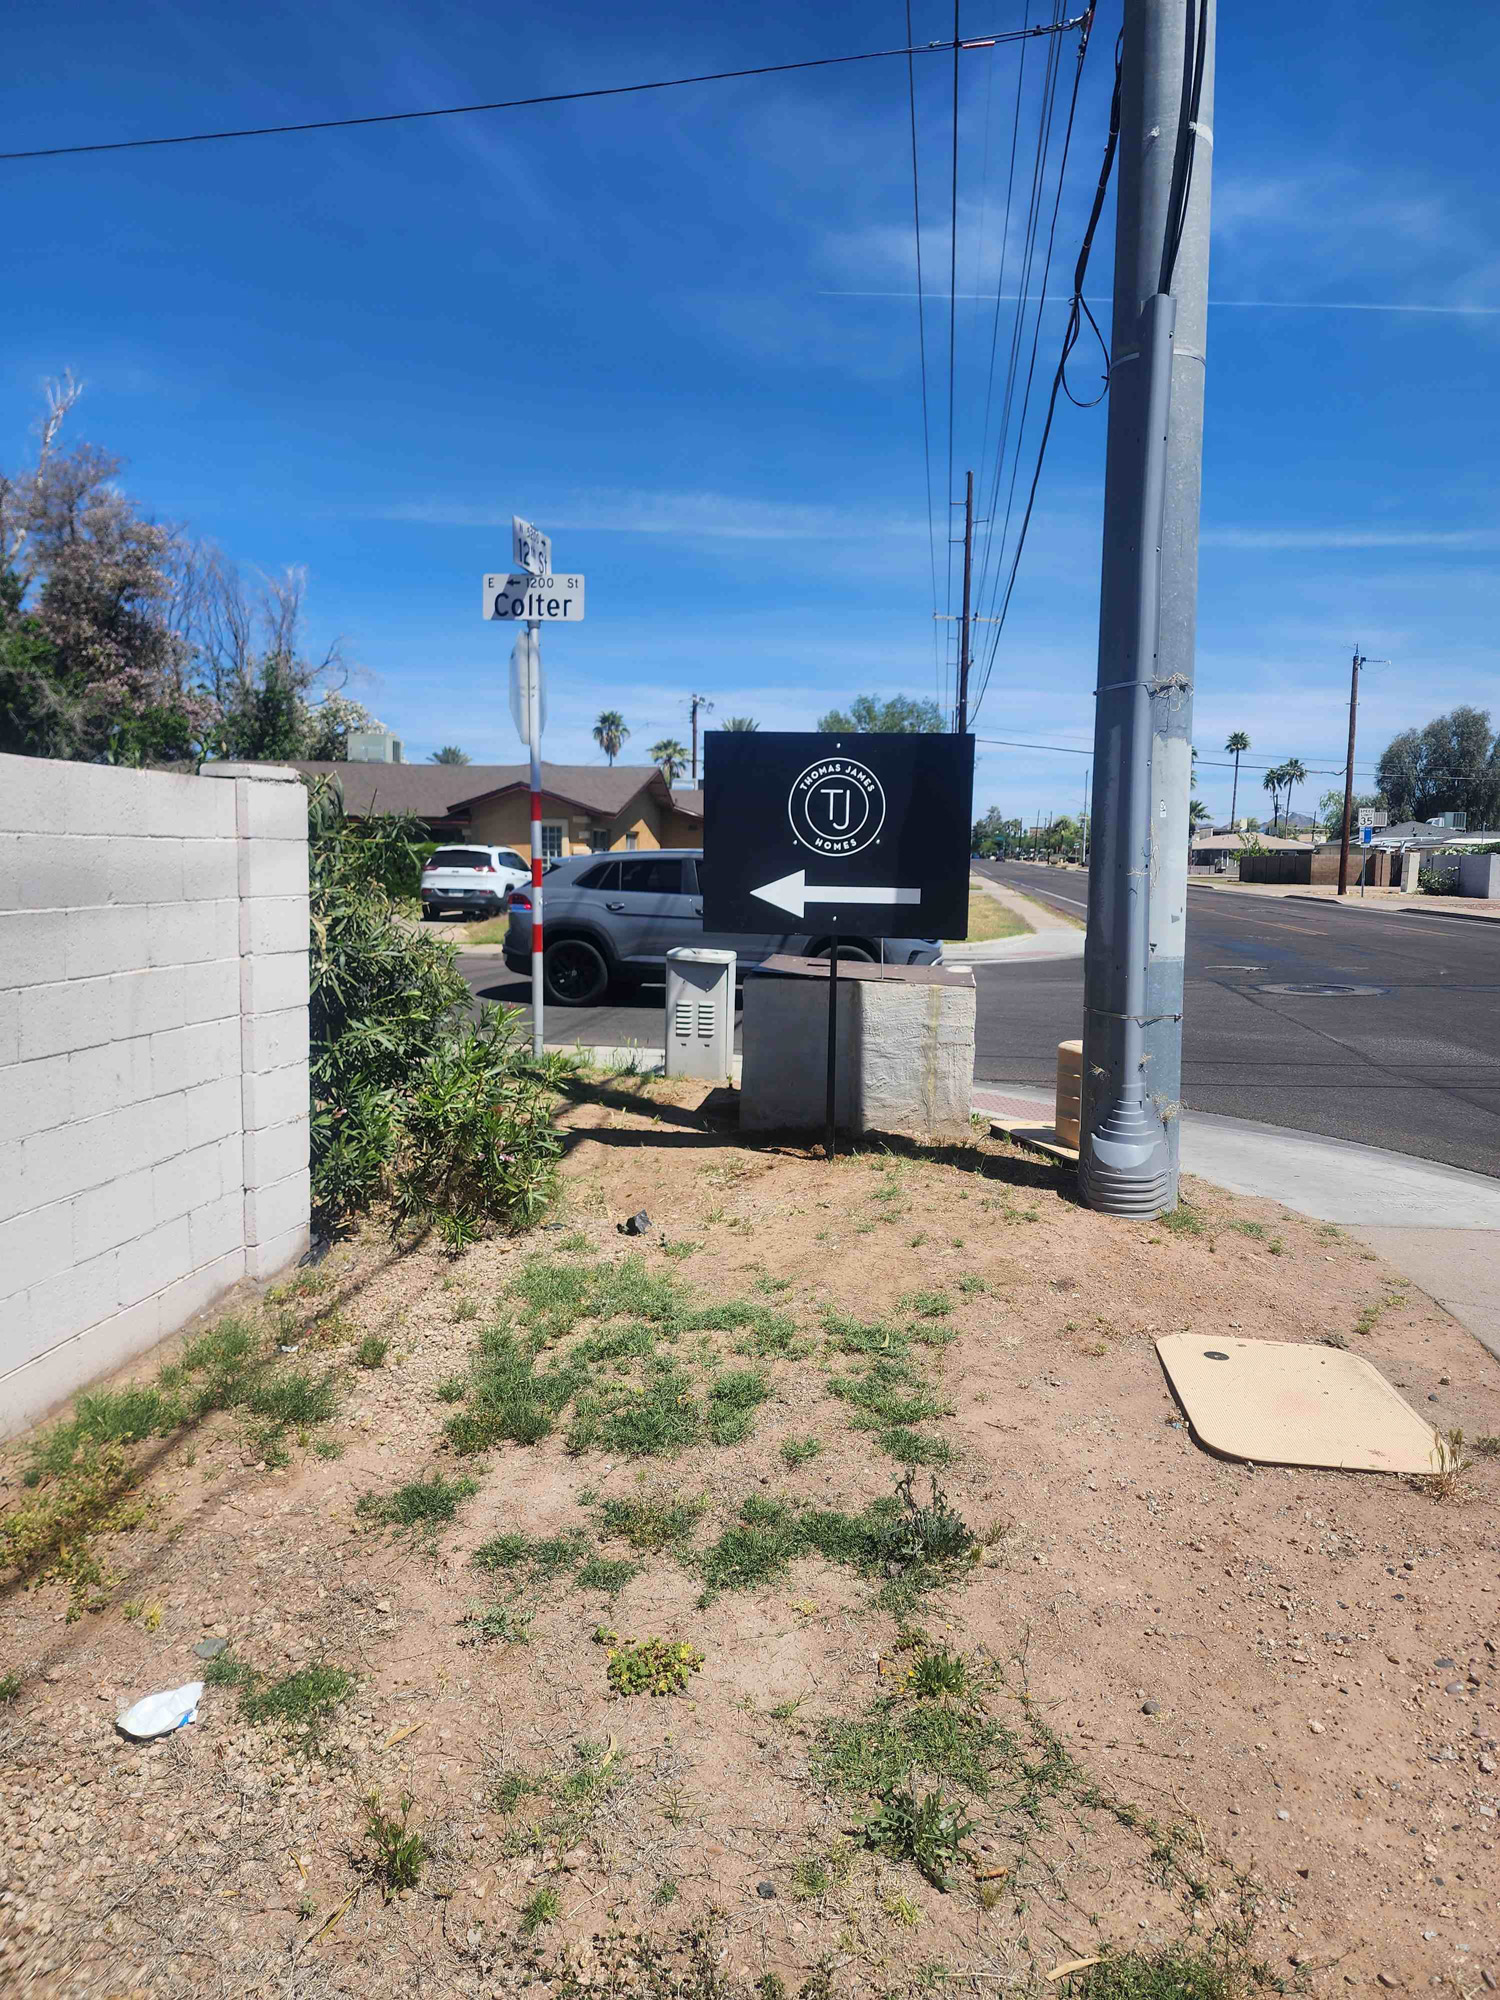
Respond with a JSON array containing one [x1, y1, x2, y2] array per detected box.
[[752, 869, 920, 920]]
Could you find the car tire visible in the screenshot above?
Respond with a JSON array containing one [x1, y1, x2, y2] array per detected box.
[[544, 937, 610, 1007], [814, 942, 875, 963]]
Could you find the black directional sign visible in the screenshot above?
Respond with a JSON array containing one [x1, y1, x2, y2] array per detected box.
[[701, 731, 974, 939]]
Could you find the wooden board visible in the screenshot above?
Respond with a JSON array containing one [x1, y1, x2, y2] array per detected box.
[[989, 1119, 1079, 1166], [1155, 1333, 1440, 1474]]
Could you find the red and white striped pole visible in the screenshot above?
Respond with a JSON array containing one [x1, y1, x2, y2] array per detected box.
[[525, 619, 544, 1060]]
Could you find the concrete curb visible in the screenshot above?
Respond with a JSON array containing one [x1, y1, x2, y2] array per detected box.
[[1285, 894, 1500, 926]]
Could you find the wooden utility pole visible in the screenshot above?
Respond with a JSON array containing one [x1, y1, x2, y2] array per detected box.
[[956, 469, 975, 734], [1337, 648, 1363, 897], [688, 693, 713, 786]]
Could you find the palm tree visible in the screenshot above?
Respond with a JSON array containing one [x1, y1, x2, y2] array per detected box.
[[592, 710, 629, 765], [650, 738, 690, 784], [722, 716, 759, 731], [1282, 757, 1307, 837], [429, 745, 469, 765], [1262, 764, 1286, 835], [1224, 731, 1250, 826], [1189, 797, 1210, 840]]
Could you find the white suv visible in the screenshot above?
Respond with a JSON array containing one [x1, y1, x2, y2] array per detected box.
[[420, 844, 530, 920]]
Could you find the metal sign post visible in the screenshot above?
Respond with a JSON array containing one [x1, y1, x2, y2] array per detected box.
[[701, 731, 974, 1159], [482, 521, 586, 1063]]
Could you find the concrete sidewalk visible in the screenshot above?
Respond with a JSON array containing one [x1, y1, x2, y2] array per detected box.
[[943, 876, 1086, 965], [973, 1085, 1500, 1365]]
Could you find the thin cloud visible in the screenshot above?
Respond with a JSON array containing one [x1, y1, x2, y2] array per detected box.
[[370, 489, 927, 542], [1202, 526, 1500, 550]]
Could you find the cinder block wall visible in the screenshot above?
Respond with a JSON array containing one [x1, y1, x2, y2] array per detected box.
[[0, 754, 310, 1439]]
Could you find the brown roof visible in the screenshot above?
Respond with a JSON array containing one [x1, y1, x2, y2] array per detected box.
[[670, 788, 704, 820], [285, 761, 673, 822]]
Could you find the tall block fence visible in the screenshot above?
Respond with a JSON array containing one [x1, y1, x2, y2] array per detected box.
[[0, 755, 311, 1439]]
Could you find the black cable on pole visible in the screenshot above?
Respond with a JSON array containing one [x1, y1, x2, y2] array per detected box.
[[906, 2, 945, 713], [1159, 0, 1208, 295], [0, 22, 1087, 164]]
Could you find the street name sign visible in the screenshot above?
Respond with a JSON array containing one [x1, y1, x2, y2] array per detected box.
[[701, 731, 974, 939], [512, 516, 552, 578], [482, 573, 586, 621]]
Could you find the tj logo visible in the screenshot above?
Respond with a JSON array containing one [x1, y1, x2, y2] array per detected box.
[[788, 758, 887, 857]]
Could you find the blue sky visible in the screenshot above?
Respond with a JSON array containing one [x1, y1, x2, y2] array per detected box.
[[4, 0, 1497, 825]]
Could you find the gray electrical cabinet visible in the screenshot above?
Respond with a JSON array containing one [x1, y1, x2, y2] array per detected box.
[[664, 947, 736, 1080]]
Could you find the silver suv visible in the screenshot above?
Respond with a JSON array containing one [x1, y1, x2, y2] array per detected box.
[[503, 848, 941, 1006]]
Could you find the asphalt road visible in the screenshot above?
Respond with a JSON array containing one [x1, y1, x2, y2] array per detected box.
[[458, 872, 1500, 1175], [973, 860, 1500, 1175]]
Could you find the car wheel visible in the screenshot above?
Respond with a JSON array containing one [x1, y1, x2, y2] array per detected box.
[[544, 937, 610, 1007], [814, 942, 874, 963]]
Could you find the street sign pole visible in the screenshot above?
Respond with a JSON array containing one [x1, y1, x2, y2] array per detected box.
[[824, 937, 839, 1161], [527, 620, 545, 1060]]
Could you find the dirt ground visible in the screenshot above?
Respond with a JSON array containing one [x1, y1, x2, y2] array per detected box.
[[2, 1076, 1497, 1999]]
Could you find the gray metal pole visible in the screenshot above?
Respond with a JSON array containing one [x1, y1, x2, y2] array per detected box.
[[1080, 0, 1215, 1217]]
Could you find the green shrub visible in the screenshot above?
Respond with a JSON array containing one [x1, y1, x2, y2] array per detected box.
[[355, 1335, 389, 1370], [304, 778, 562, 1239]]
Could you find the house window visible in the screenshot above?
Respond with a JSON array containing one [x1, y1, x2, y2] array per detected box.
[[588, 830, 611, 852], [625, 831, 639, 851], [540, 822, 565, 861]]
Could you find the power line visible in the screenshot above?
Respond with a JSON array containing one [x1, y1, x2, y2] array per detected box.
[[0, 22, 1086, 164], [905, 3, 944, 714], [945, 1, 963, 717]]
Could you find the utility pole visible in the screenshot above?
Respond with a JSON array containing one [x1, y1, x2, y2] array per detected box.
[[1336, 649, 1363, 898], [1080, 0, 1215, 1218], [956, 469, 975, 734], [688, 693, 713, 787]]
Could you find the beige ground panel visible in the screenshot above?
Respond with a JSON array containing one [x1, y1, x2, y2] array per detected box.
[[1155, 1333, 1442, 1474]]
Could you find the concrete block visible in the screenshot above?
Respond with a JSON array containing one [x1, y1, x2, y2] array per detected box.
[[230, 774, 309, 842], [245, 1167, 310, 1246], [0, 986, 17, 1066], [238, 836, 309, 901], [13, 831, 110, 911], [143, 772, 236, 841], [179, 838, 238, 903], [0, 909, 70, 988], [19, 975, 117, 1061], [72, 1165, 157, 1262], [0, 1137, 22, 1222], [147, 902, 216, 968], [1460, 852, 1500, 898], [242, 1006, 308, 1076], [24, 1247, 121, 1360], [0, 1199, 74, 1298], [116, 1214, 193, 1310], [0, 835, 19, 911], [244, 1114, 309, 1187], [241, 950, 309, 1014], [247, 1220, 310, 1282], [106, 835, 181, 907], [116, 965, 187, 1039], [0, 751, 82, 837], [741, 963, 976, 1141], [153, 1136, 235, 1223], [189, 1188, 246, 1267], [66, 904, 150, 979], [68, 1035, 155, 1123], [181, 955, 239, 1027], [156, 1247, 246, 1336], [3, 1052, 72, 1142], [151, 1018, 237, 1098], [240, 895, 307, 957], [183, 1074, 242, 1150], [242, 1063, 309, 1131]]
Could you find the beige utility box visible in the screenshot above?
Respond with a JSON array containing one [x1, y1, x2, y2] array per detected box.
[[740, 956, 975, 1141]]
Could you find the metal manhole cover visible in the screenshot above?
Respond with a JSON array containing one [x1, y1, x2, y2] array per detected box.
[[1257, 982, 1387, 997]]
